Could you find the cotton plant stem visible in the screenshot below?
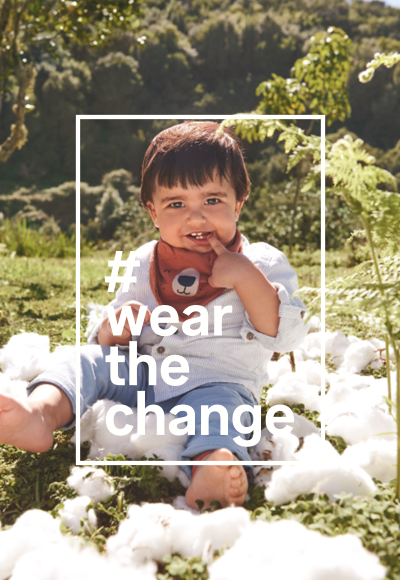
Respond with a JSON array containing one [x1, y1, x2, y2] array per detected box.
[[385, 335, 392, 409], [396, 348, 400, 499], [362, 217, 392, 359], [363, 216, 400, 498]]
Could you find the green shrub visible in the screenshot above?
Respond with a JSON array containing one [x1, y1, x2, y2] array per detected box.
[[0, 218, 76, 258]]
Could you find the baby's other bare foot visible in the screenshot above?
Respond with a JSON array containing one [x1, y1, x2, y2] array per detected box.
[[0, 385, 72, 452], [185, 448, 248, 510]]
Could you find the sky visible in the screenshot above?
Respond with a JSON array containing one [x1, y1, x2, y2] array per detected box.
[[368, 0, 400, 6], [352, 0, 400, 6]]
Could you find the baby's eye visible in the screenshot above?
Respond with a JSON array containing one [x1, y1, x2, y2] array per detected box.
[[205, 198, 220, 205], [169, 201, 184, 208]]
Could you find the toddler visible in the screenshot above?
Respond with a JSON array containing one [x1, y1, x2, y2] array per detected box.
[[0, 121, 308, 509]]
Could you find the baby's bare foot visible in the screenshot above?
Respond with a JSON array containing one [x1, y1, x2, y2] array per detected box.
[[185, 448, 248, 510], [0, 393, 55, 452], [0, 385, 72, 452]]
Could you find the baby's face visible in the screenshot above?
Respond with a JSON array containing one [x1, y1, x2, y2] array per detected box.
[[146, 176, 244, 253]]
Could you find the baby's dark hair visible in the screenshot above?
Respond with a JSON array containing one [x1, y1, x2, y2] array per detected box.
[[140, 121, 251, 206]]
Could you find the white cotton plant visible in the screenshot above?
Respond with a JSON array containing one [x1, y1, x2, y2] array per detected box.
[[341, 340, 380, 374], [208, 519, 386, 580], [106, 503, 251, 567], [342, 440, 397, 483], [264, 434, 376, 505], [294, 330, 322, 360], [266, 354, 293, 385], [267, 372, 321, 412], [326, 400, 396, 445], [0, 333, 51, 381], [9, 541, 157, 580], [67, 467, 115, 503], [74, 399, 189, 482], [58, 496, 97, 535], [0, 510, 63, 580], [0, 375, 28, 400]]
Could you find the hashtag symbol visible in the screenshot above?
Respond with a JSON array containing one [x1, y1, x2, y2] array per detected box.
[[105, 251, 140, 292]]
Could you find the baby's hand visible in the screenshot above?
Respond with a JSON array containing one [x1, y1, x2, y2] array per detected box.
[[208, 236, 253, 289], [114, 300, 152, 339], [99, 300, 152, 346]]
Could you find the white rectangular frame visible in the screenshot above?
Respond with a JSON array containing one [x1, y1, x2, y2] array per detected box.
[[75, 114, 325, 466]]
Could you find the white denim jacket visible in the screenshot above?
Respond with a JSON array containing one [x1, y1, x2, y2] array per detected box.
[[88, 235, 308, 403]]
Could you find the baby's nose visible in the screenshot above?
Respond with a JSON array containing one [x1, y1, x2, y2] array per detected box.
[[187, 209, 206, 224]]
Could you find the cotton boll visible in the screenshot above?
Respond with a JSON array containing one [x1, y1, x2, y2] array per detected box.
[[249, 431, 275, 462], [0, 510, 62, 580], [172, 496, 199, 513], [171, 495, 196, 512], [87, 400, 138, 459], [0, 333, 50, 381], [67, 467, 114, 503], [341, 340, 378, 374], [331, 330, 351, 357], [312, 462, 376, 501], [325, 331, 336, 356], [170, 507, 250, 562], [267, 373, 321, 412], [307, 315, 321, 332], [326, 331, 351, 367], [343, 440, 397, 483], [106, 503, 176, 567], [291, 413, 320, 438], [270, 430, 299, 461], [11, 541, 157, 580], [325, 382, 354, 407], [107, 503, 251, 568], [265, 446, 376, 505], [326, 406, 396, 445], [298, 331, 322, 360], [74, 406, 96, 446], [77, 400, 189, 469], [368, 337, 385, 351], [295, 433, 340, 463], [327, 372, 374, 391], [131, 412, 188, 458], [369, 359, 384, 370], [300, 330, 323, 351], [59, 496, 97, 535], [267, 356, 292, 385], [144, 444, 186, 482], [177, 468, 191, 488], [250, 430, 299, 463], [0, 375, 28, 400], [208, 519, 385, 580], [296, 360, 324, 386], [249, 413, 319, 461]]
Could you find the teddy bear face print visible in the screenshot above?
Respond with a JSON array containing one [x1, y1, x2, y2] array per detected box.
[[172, 268, 200, 296]]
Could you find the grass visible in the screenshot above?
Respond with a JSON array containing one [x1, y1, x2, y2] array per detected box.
[[0, 250, 116, 349], [0, 256, 76, 349]]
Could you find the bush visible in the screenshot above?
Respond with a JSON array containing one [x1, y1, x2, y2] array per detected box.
[[0, 218, 76, 258]]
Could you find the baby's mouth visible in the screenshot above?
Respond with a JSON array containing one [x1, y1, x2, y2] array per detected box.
[[187, 232, 212, 240]]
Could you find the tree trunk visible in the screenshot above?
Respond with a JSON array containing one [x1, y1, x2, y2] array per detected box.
[[0, 63, 36, 163]]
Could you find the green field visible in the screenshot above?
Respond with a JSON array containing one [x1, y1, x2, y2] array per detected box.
[[0, 248, 380, 352]]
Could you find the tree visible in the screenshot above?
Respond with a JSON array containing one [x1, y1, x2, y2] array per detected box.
[[255, 27, 352, 126], [0, 0, 144, 162], [245, 27, 352, 254]]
